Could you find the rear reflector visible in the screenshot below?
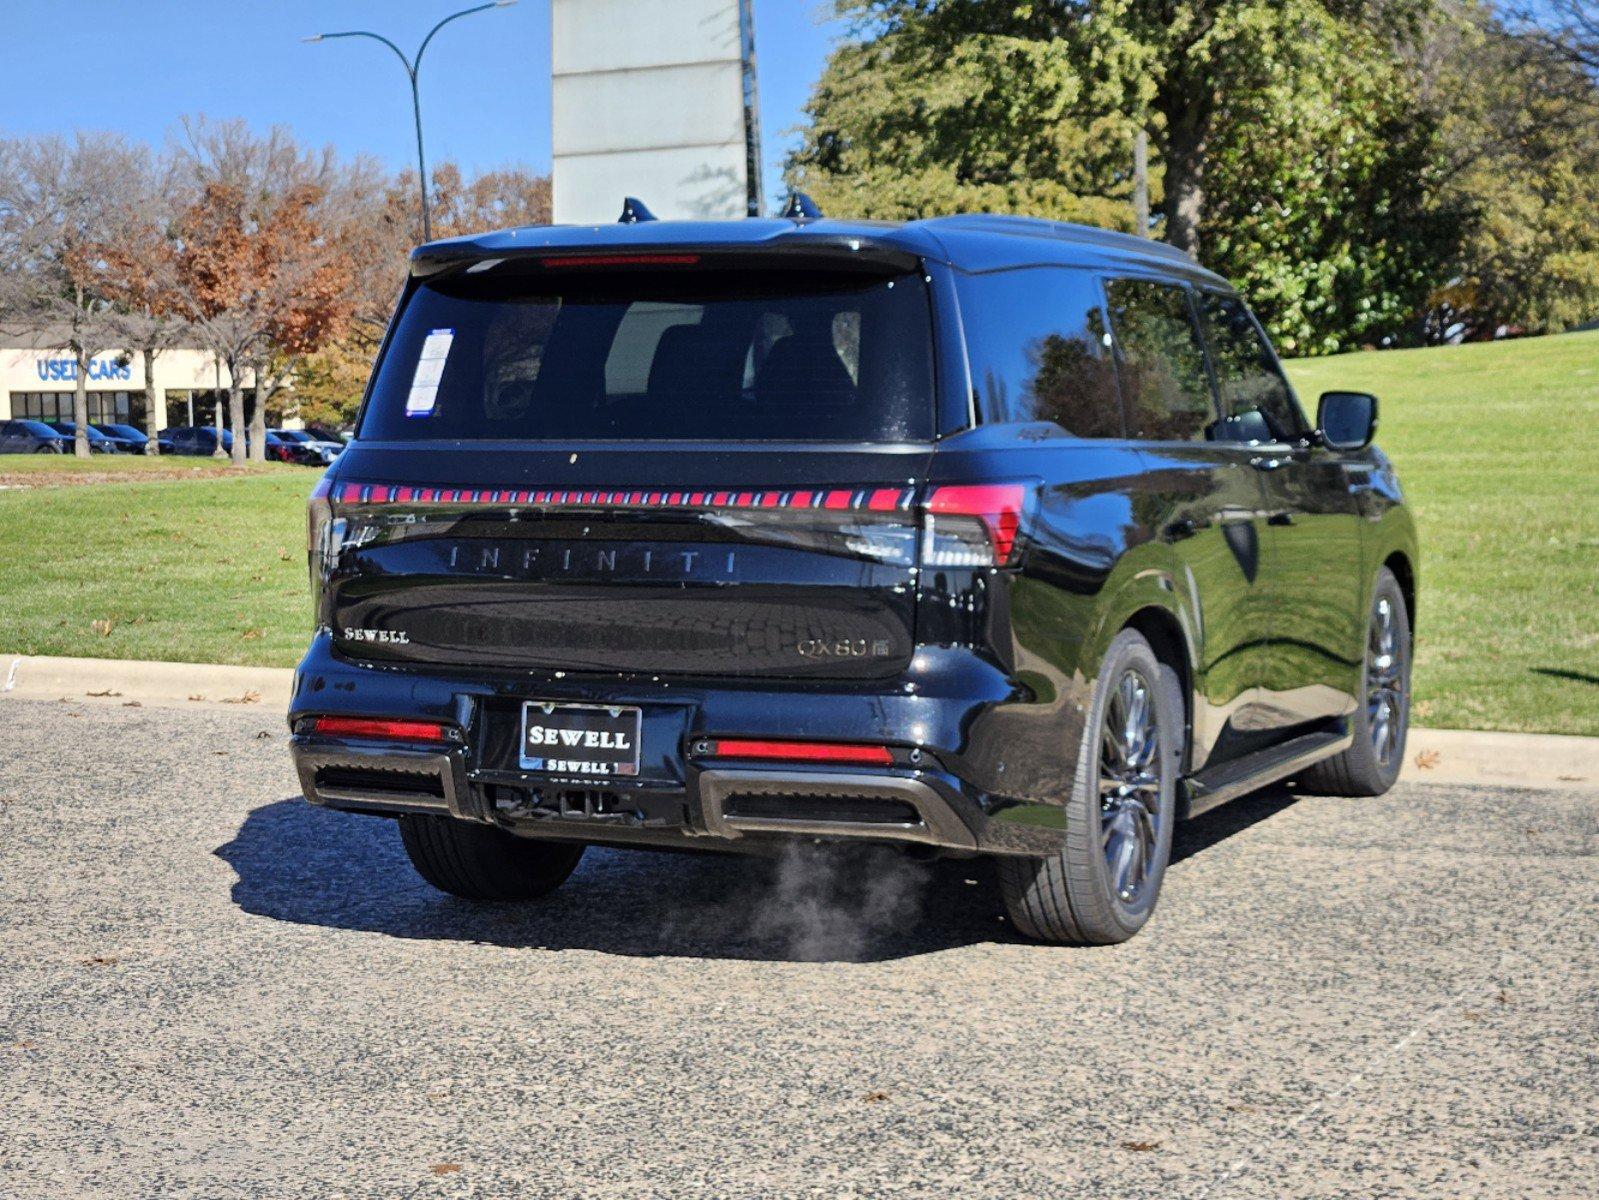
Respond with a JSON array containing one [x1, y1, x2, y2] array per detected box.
[[705, 739, 894, 766], [311, 716, 449, 742]]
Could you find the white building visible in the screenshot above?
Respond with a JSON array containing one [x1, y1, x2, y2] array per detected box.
[[0, 329, 275, 431]]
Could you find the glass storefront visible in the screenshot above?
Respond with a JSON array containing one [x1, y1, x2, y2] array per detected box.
[[9, 390, 137, 423]]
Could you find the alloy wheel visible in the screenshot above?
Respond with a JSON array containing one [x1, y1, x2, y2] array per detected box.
[[1367, 595, 1405, 766], [1099, 669, 1163, 903]]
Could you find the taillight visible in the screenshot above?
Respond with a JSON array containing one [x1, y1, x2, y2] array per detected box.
[[702, 739, 895, 766], [308, 474, 335, 625], [921, 482, 1030, 567], [311, 716, 448, 742]]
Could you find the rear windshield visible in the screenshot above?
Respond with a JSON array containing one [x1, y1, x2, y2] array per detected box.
[[358, 264, 935, 443]]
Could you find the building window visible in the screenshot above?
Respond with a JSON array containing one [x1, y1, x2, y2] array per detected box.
[[10, 391, 134, 423]]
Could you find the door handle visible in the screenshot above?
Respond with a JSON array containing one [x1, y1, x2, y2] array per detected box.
[[1249, 455, 1289, 471]]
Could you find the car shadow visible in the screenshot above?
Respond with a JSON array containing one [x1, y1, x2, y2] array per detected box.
[[216, 787, 1301, 963]]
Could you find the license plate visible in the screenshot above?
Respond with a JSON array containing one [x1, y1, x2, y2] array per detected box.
[[519, 701, 642, 777]]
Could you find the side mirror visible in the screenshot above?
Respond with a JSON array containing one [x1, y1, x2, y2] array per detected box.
[[1317, 391, 1378, 451]]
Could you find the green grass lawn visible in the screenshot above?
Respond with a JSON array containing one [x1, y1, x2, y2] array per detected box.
[[1285, 330, 1599, 736], [0, 462, 312, 669], [1, 331, 1595, 735]]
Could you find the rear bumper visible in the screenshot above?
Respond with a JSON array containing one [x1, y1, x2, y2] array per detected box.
[[288, 633, 1078, 855]]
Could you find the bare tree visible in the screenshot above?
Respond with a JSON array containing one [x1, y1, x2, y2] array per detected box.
[[0, 134, 147, 458], [1510, 0, 1599, 74]]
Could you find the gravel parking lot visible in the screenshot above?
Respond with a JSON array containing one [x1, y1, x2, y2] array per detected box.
[[1, 697, 1595, 1199]]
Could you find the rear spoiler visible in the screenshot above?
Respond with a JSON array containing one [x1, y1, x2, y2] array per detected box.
[[409, 236, 923, 280]]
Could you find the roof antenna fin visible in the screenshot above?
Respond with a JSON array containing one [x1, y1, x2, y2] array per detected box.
[[618, 197, 658, 224], [780, 192, 822, 221]]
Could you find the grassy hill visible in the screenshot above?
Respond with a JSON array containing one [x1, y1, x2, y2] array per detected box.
[[0, 329, 1595, 735], [1285, 330, 1599, 735]]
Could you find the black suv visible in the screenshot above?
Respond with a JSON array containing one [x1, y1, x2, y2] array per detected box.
[[289, 213, 1416, 945]]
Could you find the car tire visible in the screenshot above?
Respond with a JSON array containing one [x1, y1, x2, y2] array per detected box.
[[35, 444, 61, 454], [1297, 566, 1411, 797], [998, 628, 1182, 945], [398, 814, 585, 901]]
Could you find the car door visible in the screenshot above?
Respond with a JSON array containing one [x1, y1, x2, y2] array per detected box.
[[1103, 275, 1277, 769], [1194, 291, 1367, 731], [0, 422, 22, 453]]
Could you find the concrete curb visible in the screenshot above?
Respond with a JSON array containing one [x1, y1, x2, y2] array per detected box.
[[2, 654, 291, 712], [4, 653, 1595, 790]]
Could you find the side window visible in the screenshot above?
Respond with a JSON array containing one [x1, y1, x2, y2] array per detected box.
[[955, 266, 1124, 438], [1197, 292, 1305, 442], [1104, 278, 1215, 442]]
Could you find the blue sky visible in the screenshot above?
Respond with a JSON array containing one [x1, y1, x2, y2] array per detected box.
[[0, 1, 844, 208]]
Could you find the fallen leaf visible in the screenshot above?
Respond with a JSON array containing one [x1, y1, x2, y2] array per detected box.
[[1226, 1103, 1257, 1114], [1121, 1140, 1161, 1152], [241, 629, 263, 641], [188, 694, 206, 702], [255, 730, 272, 739], [863, 1091, 889, 1103], [81, 955, 119, 967], [1414, 749, 1440, 769], [221, 690, 261, 705], [91, 618, 115, 637], [1557, 774, 1585, 782], [430, 1163, 461, 1177], [122, 700, 142, 708]]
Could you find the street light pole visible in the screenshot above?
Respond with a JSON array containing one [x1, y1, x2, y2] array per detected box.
[[303, 1, 517, 242]]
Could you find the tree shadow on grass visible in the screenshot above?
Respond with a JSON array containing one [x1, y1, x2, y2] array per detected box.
[[216, 785, 1304, 963]]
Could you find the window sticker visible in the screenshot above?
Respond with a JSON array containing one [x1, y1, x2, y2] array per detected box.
[[405, 328, 454, 416]]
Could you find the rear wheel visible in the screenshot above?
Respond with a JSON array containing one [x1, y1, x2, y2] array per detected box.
[[398, 814, 585, 901], [1297, 566, 1411, 796], [999, 628, 1182, 945]]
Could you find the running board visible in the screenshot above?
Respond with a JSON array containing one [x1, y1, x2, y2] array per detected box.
[[1182, 723, 1352, 818]]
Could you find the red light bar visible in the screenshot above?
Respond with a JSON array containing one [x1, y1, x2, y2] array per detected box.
[[537, 254, 700, 268], [925, 482, 1028, 563], [705, 739, 894, 766], [311, 716, 448, 742]]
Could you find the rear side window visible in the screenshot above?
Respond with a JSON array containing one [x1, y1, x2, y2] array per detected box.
[[358, 265, 934, 443], [1105, 278, 1215, 442], [956, 267, 1123, 437], [1196, 292, 1305, 442]]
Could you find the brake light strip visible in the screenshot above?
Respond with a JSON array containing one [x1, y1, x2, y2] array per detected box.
[[332, 482, 915, 512]]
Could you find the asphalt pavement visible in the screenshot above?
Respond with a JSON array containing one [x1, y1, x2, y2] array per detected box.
[[1, 697, 1595, 1199]]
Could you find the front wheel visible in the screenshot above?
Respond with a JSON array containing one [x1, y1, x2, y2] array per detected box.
[[1296, 566, 1411, 796], [398, 814, 585, 901], [999, 628, 1182, 945]]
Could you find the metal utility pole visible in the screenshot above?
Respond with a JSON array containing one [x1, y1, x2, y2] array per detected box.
[[1133, 129, 1150, 237], [303, 2, 518, 241]]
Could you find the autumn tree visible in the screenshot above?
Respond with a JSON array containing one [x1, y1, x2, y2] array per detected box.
[[164, 119, 354, 464], [0, 133, 149, 457]]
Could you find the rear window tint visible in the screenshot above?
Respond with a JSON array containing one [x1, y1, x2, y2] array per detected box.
[[359, 266, 935, 443], [956, 266, 1123, 437]]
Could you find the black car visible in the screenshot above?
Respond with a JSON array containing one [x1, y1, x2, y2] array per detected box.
[[0, 419, 74, 453], [289, 212, 1417, 945], [92, 423, 152, 453], [159, 426, 233, 456], [46, 421, 120, 453]]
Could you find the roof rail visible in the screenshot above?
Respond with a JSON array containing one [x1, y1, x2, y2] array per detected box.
[[618, 197, 658, 224], [780, 192, 822, 221], [919, 213, 1195, 264]]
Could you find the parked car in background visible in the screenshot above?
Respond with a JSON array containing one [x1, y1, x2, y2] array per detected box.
[[159, 426, 234, 456], [274, 428, 343, 466], [289, 213, 1416, 946], [92, 423, 152, 453], [0, 419, 74, 453], [46, 422, 120, 453]]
